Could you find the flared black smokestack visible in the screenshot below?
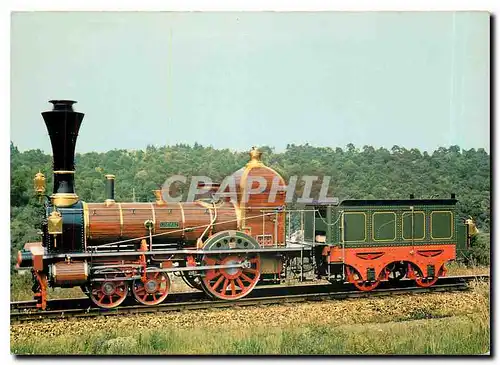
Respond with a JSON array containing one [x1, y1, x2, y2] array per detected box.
[[42, 100, 84, 206]]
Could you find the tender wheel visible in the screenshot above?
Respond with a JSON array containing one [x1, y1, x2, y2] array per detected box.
[[200, 231, 261, 300], [415, 276, 439, 288], [89, 269, 129, 309], [408, 263, 442, 288], [387, 263, 407, 283], [345, 265, 380, 292]]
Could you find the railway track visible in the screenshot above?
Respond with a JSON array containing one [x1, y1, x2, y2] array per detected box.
[[11, 274, 488, 323]]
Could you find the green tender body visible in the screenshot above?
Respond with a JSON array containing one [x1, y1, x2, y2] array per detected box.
[[304, 198, 468, 250]]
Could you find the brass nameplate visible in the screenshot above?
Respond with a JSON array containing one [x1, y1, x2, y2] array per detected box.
[[160, 221, 180, 229]]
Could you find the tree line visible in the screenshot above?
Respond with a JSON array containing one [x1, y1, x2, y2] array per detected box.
[[10, 142, 490, 267]]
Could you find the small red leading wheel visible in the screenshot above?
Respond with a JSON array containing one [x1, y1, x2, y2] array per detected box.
[[133, 271, 170, 305], [345, 265, 380, 292], [89, 269, 129, 309], [200, 231, 261, 300]]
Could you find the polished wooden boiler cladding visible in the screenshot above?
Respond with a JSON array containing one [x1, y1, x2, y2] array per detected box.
[[85, 201, 239, 246]]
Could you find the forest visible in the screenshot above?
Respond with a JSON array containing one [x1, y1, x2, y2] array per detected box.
[[10, 142, 490, 269]]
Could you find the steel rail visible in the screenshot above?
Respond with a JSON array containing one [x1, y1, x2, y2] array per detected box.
[[11, 274, 488, 323]]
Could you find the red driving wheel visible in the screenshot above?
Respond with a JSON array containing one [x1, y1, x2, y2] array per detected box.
[[202, 254, 261, 300], [200, 231, 261, 300]]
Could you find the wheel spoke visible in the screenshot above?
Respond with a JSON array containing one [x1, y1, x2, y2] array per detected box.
[[230, 279, 236, 296], [240, 273, 253, 283], [221, 278, 229, 294], [211, 275, 225, 291], [236, 277, 245, 289]]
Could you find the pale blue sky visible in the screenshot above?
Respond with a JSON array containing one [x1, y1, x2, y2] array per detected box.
[[11, 11, 490, 153]]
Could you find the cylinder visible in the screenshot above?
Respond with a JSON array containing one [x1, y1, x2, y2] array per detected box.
[[51, 261, 88, 286]]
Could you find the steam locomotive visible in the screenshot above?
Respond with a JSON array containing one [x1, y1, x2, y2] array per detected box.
[[16, 100, 478, 310]]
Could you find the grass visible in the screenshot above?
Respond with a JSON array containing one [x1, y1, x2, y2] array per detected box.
[[11, 281, 490, 355], [11, 313, 489, 355], [10, 264, 490, 355], [10, 272, 83, 301], [445, 262, 489, 277]]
